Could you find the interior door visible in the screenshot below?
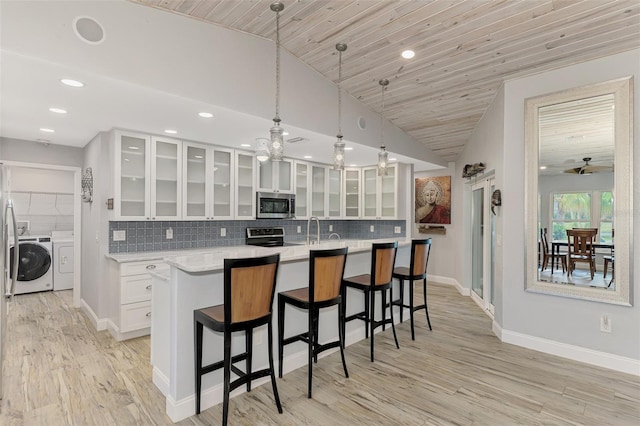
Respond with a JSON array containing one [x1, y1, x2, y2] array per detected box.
[[471, 178, 495, 315]]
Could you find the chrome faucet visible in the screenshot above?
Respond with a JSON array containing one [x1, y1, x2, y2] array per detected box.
[[307, 216, 320, 245], [328, 232, 340, 241]]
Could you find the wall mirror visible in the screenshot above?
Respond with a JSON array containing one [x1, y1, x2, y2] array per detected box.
[[525, 77, 633, 305]]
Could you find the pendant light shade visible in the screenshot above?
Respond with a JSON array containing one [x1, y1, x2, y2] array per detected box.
[[377, 78, 390, 176], [255, 138, 270, 162], [268, 2, 285, 162], [333, 42, 348, 170]]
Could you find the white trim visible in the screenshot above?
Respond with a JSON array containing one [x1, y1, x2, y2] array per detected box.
[[106, 319, 149, 341], [492, 320, 503, 340], [152, 366, 170, 397], [501, 329, 640, 376], [429, 275, 469, 296], [80, 298, 108, 331]]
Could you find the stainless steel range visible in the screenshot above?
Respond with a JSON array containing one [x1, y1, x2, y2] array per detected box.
[[246, 227, 300, 247]]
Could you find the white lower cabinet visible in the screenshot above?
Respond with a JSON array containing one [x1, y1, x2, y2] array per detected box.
[[110, 259, 168, 339]]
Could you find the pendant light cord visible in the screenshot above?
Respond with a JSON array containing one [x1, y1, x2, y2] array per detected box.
[[337, 49, 343, 138], [274, 9, 281, 123], [380, 82, 386, 148]]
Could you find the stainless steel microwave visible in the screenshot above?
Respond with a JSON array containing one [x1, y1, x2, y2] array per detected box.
[[256, 192, 295, 219]]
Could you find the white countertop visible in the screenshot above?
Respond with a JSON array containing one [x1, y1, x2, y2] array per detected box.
[[165, 238, 412, 273]]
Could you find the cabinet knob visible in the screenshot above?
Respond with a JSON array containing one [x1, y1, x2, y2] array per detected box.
[[146, 264, 157, 270], [146, 312, 152, 318], [146, 285, 152, 291], [146, 217, 150, 220]]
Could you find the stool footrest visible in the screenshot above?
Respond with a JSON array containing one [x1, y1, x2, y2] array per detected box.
[[345, 312, 367, 323], [201, 351, 249, 375], [283, 332, 309, 346], [229, 368, 272, 394], [314, 340, 341, 357]]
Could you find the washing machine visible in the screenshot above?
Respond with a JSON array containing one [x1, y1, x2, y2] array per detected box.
[[9, 235, 53, 294], [51, 231, 74, 291]]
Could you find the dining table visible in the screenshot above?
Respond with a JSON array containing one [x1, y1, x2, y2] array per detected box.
[[551, 240, 614, 275]]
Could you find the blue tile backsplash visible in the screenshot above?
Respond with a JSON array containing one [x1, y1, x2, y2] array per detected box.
[[108, 219, 405, 253]]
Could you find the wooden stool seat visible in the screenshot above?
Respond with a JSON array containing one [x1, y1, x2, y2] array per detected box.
[[343, 242, 399, 362], [391, 239, 433, 340], [194, 254, 282, 426], [278, 247, 349, 398]]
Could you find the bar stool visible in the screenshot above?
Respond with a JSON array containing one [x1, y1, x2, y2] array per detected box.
[[343, 241, 399, 362], [194, 254, 282, 426], [277, 247, 349, 398], [391, 238, 432, 340]]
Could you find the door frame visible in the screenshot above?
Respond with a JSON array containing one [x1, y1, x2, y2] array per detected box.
[[470, 177, 495, 316]]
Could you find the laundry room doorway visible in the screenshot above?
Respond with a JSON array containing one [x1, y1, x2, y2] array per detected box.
[[3, 161, 81, 307]]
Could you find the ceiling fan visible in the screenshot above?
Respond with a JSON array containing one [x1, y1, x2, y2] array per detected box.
[[563, 157, 613, 175]]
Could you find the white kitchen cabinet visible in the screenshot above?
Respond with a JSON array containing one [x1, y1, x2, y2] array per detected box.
[[114, 131, 182, 220], [151, 136, 182, 220], [328, 168, 342, 218], [311, 165, 326, 218], [109, 259, 169, 340], [235, 151, 256, 218], [362, 164, 397, 219], [257, 159, 293, 193], [294, 161, 309, 219], [115, 130, 151, 220], [343, 168, 361, 218], [182, 143, 234, 220]]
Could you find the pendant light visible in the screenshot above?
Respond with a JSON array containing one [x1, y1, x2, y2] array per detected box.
[[268, 1, 285, 161], [377, 78, 389, 176], [333, 43, 347, 170]]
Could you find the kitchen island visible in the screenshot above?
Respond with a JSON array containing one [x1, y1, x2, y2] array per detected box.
[[151, 238, 412, 422]]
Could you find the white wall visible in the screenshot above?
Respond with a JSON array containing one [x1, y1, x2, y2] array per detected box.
[[1, 137, 83, 167], [412, 162, 459, 281], [81, 132, 111, 320], [501, 50, 639, 360]]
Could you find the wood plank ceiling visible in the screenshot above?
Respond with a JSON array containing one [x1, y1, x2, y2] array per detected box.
[[131, 0, 640, 163]]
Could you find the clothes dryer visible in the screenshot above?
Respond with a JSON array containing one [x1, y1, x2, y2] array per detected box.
[[9, 235, 53, 294]]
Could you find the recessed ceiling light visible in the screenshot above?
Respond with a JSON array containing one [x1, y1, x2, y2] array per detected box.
[[194, 155, 204, 159], [283, 131, 289, 136], [164, 129, 177, 134], [128, 146, 140, 150], [344, 147, 353, 151], [539, 166, 547, 170], [304, 155, 312, 159], [401, 50, 415, 59], [40, 128, 55, 133], [49, 107, 67, 114], [198, 112, 213, 118], [240, 143, 251, 147], [349, 164, 357, 167], [389, 158, 397, 161], [123, 158, 130, 162], [60, 78, 84, 87]]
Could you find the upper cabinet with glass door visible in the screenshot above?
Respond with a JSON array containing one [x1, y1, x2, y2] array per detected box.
[[115, 131, 150, 220], [327, 168, 342, 218], [343, 168, 361, 219], [311, 165, 326, 218], [361, 164, 397, 219], [257, 159, 293, 193], [235, 151, 256, 219], [151, 136, 182, 220], [182, 143, 234, 220], [294, 161, 309, 219]]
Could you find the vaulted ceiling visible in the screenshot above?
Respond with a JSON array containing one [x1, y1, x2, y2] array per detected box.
[[133, 0, 640, 162]]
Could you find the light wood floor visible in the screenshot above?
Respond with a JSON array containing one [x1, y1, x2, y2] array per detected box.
[[1, 284, 638, 425]]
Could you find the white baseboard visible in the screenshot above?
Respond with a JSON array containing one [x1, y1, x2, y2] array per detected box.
[[492, 320, 503, 340], [152, 366, 170, 397], [429, 275, 469, 296], [106, 319, 149, 342], [80, 299, 108, 331], [501, 328, 640, 376]]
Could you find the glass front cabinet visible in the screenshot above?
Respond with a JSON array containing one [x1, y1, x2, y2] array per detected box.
[[361, 164, 397, 219], [294, 161, 309, 219], [115, 130, 150, 220], [182, 143, 234, 220], [257, 159, 293, 193], [235, 151, 256, 219], [151, 137, 182, 220], [343, 168, 361, 218]]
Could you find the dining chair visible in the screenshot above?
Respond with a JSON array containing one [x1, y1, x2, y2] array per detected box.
[[194, 254, 282, 425], [277, 247, 349, 398], [541, 228, 566, 273], [566, 228, 598, 279], [603, 229, 614, 287]]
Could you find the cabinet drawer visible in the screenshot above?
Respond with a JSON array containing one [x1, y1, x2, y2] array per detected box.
[[121, 260, 168, 276], [121, 275, 153, 304], [120, 301, 152, 333]]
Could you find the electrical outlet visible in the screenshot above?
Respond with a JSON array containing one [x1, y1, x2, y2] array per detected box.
[[370, 225, 375, 232], [297, 226, 301, 233], [113, 230, 126, 241], [600, 315, 612, 333], [394, 226, 401, 234], [329, 224, 333, 232], [220, 228, 226, 237], [166, 228, 173, 239]]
